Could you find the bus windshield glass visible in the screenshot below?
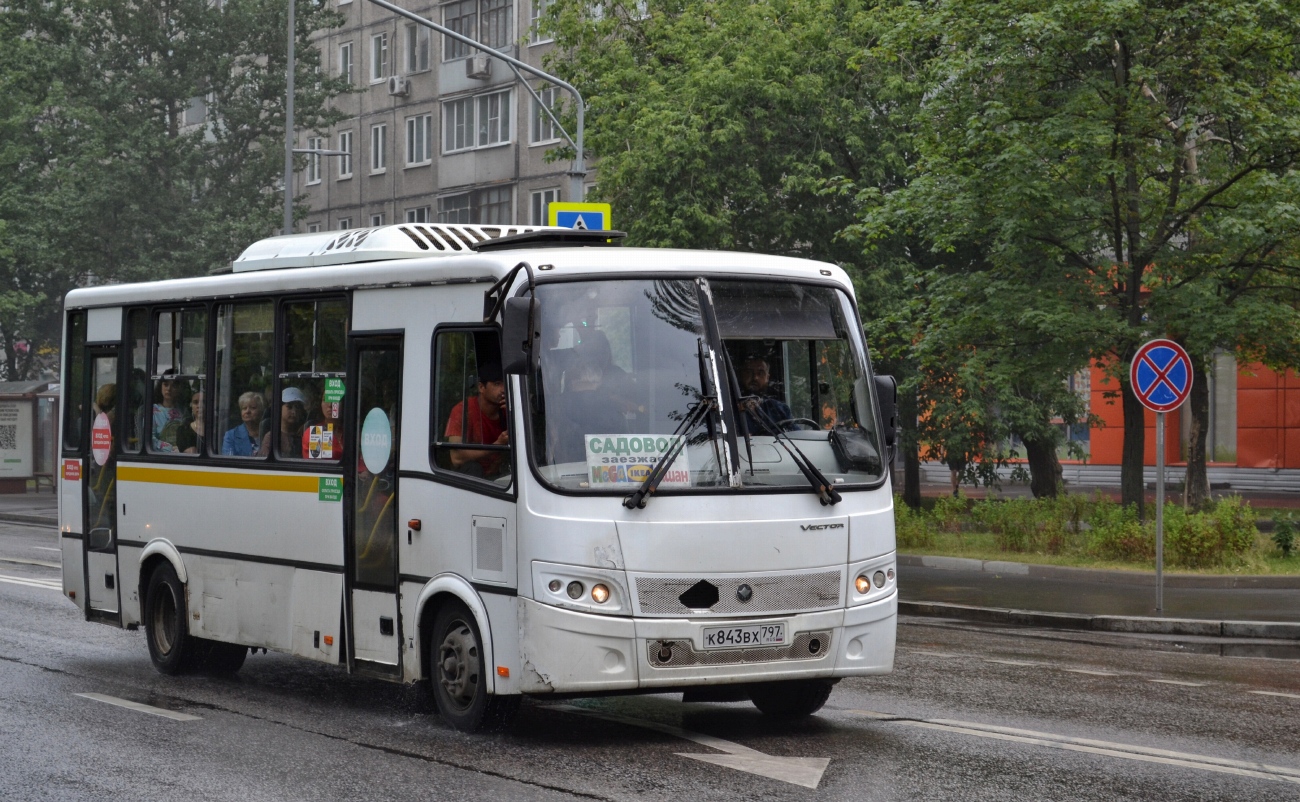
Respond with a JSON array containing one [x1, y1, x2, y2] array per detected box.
[[526, 277, 885, 492]]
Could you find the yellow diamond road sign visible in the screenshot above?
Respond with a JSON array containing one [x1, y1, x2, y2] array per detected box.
[[549, 202, 611, 230]]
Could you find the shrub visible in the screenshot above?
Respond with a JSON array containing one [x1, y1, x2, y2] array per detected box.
[[930, 493, 968, 534], [1088, 497, 1154, 562], [1273, 515, 1296, 559], [893, 495, 935, 549], [1163, 496, 1257, 568]]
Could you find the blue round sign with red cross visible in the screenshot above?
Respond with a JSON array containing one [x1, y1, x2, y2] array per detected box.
[[1130, 339, 1193, 413]]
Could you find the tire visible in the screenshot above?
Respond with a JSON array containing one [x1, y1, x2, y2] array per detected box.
[[195, 640, 248, 674], [430, 600, 519, 732], [144, 563, 198, 675], [749, 679, 835, 718]]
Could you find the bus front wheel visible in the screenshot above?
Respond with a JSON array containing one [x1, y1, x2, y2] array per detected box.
[[749, 679, 835, 718], [144, 563, 198, 675], [430, 600, 519, 732]]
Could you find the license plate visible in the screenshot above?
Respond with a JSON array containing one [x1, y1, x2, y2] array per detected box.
[[702, 623, 787, 650]]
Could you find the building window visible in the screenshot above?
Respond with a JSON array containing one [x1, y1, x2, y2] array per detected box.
[[339, 42, 353, 84], [529, 0, 552, 44], [184, 95, 208, 126], [307, 223, 321, 233], [530, 188, 559, 225], [443, 0, 512, 59], [438, 186, 513, 224], [406, 23, 430, 73], [370, 213, 385, 226], [443, 89, 510, 154], [406, 114, 432, 165], [406, 206, 431, 223], [531, 86, 559, 144], [338, 131, 353, 178], [338, 218, 352, 229], [370, 124, 387, 173], [306, 136, 322, 184], [371, 33, 388, 83]]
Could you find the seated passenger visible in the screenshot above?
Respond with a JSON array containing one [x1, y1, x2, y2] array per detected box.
[[270, 387, 308, 456], [444, 362, 509, 478], [176, 390, 205, 454], [737, 356, 792, 433], [221, 391, 265, 457], [152, 372, 187, 452], [549, 356, 631, 465]]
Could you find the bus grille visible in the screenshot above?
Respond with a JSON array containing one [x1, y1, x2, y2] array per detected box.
[[647, 631, 833, 668], [634, 571, 842, 616]]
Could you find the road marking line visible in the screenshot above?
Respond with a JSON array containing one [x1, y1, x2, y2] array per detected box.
[[1063, 669, 1118, 676], [548, 704, 829, 788], [33, 547, 61, 552], [908, 650, 959, 658], [0, 556, 60, 568], [75, 693, 201, 722], [984, 658, 1037, 667], [847, 711, 1300, 784], [1149, 679, 1206, 687], [0, 574, 62, 591], [1249, 691, 1300, 700]]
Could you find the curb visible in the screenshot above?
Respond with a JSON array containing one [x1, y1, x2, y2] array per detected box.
[[0, 512, 58, 526], [899, 554, 1300, 590], [898, 600, 1300, 640]]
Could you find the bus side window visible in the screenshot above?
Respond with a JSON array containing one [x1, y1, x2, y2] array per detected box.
[[212, 301, 274, 458], [150, 307, 207, 455], [280, 298, 348, 461], [431, 329, 509, 482]]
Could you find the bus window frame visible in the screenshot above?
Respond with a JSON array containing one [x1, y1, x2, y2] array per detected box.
[[276, 294, 351, 463]]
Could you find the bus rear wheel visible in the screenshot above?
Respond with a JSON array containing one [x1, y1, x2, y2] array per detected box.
[[430, 600, 519, 732], [749, 679, 835, 718], [145, 563, 198, 675]]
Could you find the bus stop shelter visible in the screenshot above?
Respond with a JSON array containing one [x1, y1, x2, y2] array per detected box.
[[0, 381, 55, 494]]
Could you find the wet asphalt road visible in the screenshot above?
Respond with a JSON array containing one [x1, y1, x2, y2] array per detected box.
[[2, 520, 1298, 801]]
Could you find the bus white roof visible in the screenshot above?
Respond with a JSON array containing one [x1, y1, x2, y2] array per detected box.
[[63, 225, 851, 309]]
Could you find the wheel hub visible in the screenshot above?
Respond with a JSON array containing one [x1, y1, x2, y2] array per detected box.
[[437, 621, 479, 709]]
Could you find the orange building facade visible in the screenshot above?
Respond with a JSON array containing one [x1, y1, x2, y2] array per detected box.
[[1086, 358, 1299, 469]]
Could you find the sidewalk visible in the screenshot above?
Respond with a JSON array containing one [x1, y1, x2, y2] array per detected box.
[[0, 488, 57, 526]]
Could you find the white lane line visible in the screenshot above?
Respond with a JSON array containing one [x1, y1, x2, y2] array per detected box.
[[76, 693, 202, 722], [0, 574, 62, 591], [1063, 668, 1119, 677], [548, 704, 829, 788], [908, 650, 959, 658], [0, 557, 60, 568], [1149, 679, 1206, 687], [848, 710, 1300, 784], [984, 658, 1037, 667], [33, 547, 61, 553], [1249, 691, 1300, 700]]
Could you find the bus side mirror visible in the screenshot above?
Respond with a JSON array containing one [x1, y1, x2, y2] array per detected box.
[[501, 296, 536, 376], [874, 374, 898, 463]]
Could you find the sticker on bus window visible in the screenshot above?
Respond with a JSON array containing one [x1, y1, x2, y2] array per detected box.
[[305, 425, 335, 459], [62, 459, 81, 481], [360, 408, 391, 474], [324, 378, 345, 403], [91, 413, 112, 466], [584, 434, 690, 487]]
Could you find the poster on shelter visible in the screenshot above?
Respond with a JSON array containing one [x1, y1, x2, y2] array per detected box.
[[0, 400, 33, 478], [584, 434, 690, 487]]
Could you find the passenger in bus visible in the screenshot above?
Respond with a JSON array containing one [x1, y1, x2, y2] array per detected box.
[[265, 386, 308, 457], [550, 354, 629, 464], [302, 395, 343, 459], [444, 362, 508, 477], [152, 372, 186, 452], [176, 390, 205, 454], [737, 356, 792, 433], [574, 330, 643, 418], [221, 391, 265, 456]]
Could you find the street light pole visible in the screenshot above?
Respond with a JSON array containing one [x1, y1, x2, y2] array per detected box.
[[282, 0, 297, 235], [361, 0, 587, 203]]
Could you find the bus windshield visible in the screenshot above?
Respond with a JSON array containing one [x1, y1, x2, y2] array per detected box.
[[526, 277, 885, 493]]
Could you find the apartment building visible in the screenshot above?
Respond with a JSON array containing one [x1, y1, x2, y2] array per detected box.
[[296, 0, 573, 232]]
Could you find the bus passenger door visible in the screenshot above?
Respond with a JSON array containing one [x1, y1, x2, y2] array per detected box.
[[84, 348, 120, 619], [345, 335, 403, 674]]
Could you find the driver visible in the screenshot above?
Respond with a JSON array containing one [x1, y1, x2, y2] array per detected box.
[[737, 356, 792, 433]]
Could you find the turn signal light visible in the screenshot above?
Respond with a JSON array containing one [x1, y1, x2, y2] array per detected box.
[[323, 635, 334, 646], [855, 575, 870, 594], [497, 666, 510, 678], [591, 584, 610, 604]]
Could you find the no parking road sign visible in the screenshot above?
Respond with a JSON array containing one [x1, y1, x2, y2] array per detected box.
[[1130, 339, 1193, 413]]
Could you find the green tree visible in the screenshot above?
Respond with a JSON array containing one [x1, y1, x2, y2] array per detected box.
[[868, 0, 1300, 510], [0, 0, 346, 380]]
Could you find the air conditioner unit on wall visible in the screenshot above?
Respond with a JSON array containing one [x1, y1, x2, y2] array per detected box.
[[466, 55, 491, 80], [387, 75, 410, 96]]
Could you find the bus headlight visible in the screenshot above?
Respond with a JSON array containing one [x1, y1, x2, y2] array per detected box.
[[855, 575, 870, 594], [591, 584, 610, 604]]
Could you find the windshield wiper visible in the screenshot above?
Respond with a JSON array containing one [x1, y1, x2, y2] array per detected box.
[[743, 399, 843, 506], [623, 396, 712, 509]]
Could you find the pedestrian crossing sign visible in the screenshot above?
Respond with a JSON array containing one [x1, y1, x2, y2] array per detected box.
[[549, 202, 611, 231]]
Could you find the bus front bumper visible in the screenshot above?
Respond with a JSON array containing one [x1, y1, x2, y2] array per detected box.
[[514, 592, 896, 695]]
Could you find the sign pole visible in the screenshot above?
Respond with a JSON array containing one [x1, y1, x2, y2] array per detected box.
[[1155, 411, 1164, 613]]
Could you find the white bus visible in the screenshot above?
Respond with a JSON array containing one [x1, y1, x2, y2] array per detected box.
[[58, 225, 899, 731]]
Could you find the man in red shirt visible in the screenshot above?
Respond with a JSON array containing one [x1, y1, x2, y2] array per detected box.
[[445, 362, 508, 477]]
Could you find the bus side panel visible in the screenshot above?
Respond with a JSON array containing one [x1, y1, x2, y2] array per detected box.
[[189, 555, 293, 649], [847, 494, 897, 563], [59, 462, 85, 609], [289, 569, 343, 664], [61, 534, 85, 612], [119, 544, 143, 625]]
